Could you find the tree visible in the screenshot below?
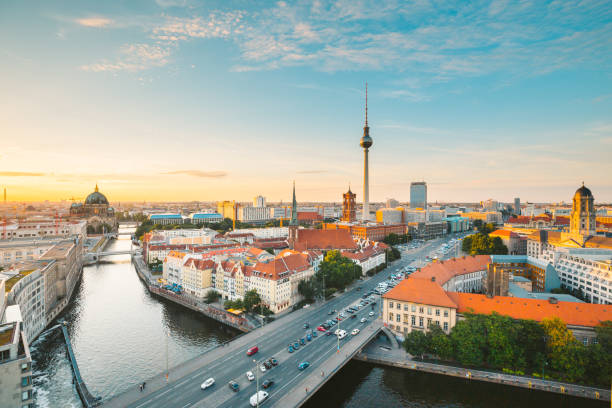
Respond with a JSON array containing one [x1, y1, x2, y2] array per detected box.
[[461, 233, 508, 255], [462, 235, 473, 253], [205, 290, 220, 304], [450, 315, 486, 366], [317, 250, 362, 291], [404, 330, 428, 359], [243, 289, 262, 313], [426, 324, 453, 360], [298, 278, 316, 301], [541, 317, 586, 382]]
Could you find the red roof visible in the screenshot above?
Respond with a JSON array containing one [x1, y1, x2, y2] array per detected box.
[[183, 258, 215, 270], [384, 277, 458, 309], [411, 255, 491, 286], [250, 253, 311, 280], [293, 229, 358, 251], [341, 244, 386, 262], [489, 229, 519, 239], [447, 292, 612, 328], [298, 212, 323, 221]]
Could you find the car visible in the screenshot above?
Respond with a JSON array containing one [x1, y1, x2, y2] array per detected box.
[[293, 342, 299, 349], [317, 325, 326, 332], [303, 323, 310, 329], [369, 312, 374, 316], [312, 330, 317, 338], [246, 346, 259, 356], [371, 301, 377, 305], [337, 317, 343, 321], [328, 310, 335, 315], [300, 337, 306, 345], [228, 380, 239, 392], [360, 318, 367, 323], [307, 333, 312, 341], [201, 378, 215, 390], [350, 314, 357, 319], [352, 329, 360, 335], [250, 390, 269, 407], [325, 331, 332, 336], [262, 379, 275, 389], [298, 361, 310, 370], [288, 345, 294, 353], [339, 313, 345, 318], [260, 364, 266, 373], [269, 357, 278, 366], [337, 330, 347, 340], [246, 371, 255, 381], [263, 361, 272, 369]]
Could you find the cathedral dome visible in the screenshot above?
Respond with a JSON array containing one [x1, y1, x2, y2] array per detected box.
[[574, 183, 593, 199], [85, 185, 109, 205]]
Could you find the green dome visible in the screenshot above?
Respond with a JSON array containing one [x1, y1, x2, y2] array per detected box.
[[85, 185, 109, 205]]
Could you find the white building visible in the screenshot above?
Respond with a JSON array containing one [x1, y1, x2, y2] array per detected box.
[[253, 196, 266, 208], [237, 206, 272, 224], [341, 243, 386, 274], [552, 249, 612, 305], [231, 227, 288, 239]]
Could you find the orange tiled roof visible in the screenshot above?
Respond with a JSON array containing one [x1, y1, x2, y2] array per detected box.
[[446, 292, 612, 328], [251, 253, 310, 280], [411, 255, 491, 286], [383, 277, 458, 309], [298, 211, 323, 221], [294, 229, 358, 251], [489, 229, 519, 239], [584, 236, 612, 249], [184, 258, 215, 270]]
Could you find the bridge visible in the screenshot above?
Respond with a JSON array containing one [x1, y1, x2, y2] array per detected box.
[[102, 268, 396, 408], [95, 249, 140, 256]]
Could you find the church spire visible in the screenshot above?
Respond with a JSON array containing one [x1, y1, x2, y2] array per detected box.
[[290, 181, 298, 226], [95, 184, 99, 193]]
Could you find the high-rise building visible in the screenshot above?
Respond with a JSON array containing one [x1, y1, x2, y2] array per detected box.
[[386, 198, 399, 208], [217, 201, 236, 220], [342, 187, 356, 222], [514, 197, 520, 214], [410, 182, 427, 209], [253, 195, 266, 208], [360, 83, 373, 221]]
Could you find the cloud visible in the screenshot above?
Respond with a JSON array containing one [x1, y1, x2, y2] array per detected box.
[[75, 17, 113, 28], [81, 43, 171, 72], [0, 171, 45, 176], [162, 170, 227, 178]]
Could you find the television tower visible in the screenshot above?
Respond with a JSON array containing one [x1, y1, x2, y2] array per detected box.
[[360, 83, 373, 222]]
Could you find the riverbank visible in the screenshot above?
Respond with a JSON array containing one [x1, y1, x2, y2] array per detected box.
[[354, 341, 610, 402], [131, 255, 255, 332]]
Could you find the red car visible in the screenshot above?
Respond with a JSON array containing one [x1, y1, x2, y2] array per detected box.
[[317, 326, 326, 332], [246, 346, 259, 356]]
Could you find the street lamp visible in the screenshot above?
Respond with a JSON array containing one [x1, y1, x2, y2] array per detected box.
[[253, 358, 264, 408]]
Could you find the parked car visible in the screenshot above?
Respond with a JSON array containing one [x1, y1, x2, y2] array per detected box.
[[312, 330, 318, 338], [303, 323, 310, 329], [260, 364, 266, 373], [293, 342, 299, 349], [350, 314, 357, 319], [298, 361, 310, 370], [269, 357, 278, 366], [288, 345, 294, 353], [300, 337, 306, 345], [201, 378, 215, 390], [325, 331, 332, 336], [317, 325, 326, 332], [246, 346, 259, 356], [263, 361, 272, 369], [262, 379, 275, 389], [246, 371, 255, 381], [307, 333, 312, 341], [228, 380, 239, 392]]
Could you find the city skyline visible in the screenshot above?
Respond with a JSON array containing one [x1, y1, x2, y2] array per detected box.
[[1, 0, 612, 202]]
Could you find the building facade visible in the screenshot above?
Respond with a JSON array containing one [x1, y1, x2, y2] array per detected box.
[[410, 182, 427, 209], [342, 188, 356, 222]]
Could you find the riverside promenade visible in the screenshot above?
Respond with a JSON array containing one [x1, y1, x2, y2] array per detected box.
[[132, 255, 256, 332], [354, 338, 610, 402]]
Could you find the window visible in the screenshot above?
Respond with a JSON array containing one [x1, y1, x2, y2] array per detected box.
[[419, 317, 423, 327], [403, 327, 408, 333], [427, 318, 432, 326], [427, 308, 432, 315], [443, 322, 448, 331], [21, 376, 31, 387], [396, 303, 401, 310], [396, 314, 401, 322], [404, 304, 409, 311], [435, 309, 440, 316], [22, 390, 31, 401], [411, 305, 416, 312], [444, 310, 449, 317], [411, 315, 416, 325], [419, 307, 424, 313], [389, 313, 393, 320], [389, 302, 394, 308], [403, 314, 409, 322]]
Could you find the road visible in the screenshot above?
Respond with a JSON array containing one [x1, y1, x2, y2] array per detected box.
[[119, 235, 463, 408]]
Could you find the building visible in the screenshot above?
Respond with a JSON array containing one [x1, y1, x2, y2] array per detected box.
[[69, 185, 117, 232], [323, 222, 407, 242], [0, 220, 87, 239], [489, 229, 527, 255], [342, 187, 356, 222], [360, 84, 373, 221], [553, 249, 612, 304], [410, 182, 427, 209], [445, 217, 470, 233], [341, 242, 387, 275], [237, 206, 272, 224], [376, 208, 404, 225], [482, 199, 499, 211], [0, 315, 33, 408], [0, 238, 62, 267], [149, 214, 184, 225], [291, 228, 358, 252], [217, 201, 237, 220], [383, 277, 458, 336], [412, 255, 490, 293], [386, 198, 399, 208], [489, 255, 561, 293], [181, 258, 216, 298], [253, 196, 266, 208], [231, 227, 288, 239], [459, 211, 503, 225], [514, 197, 520, 214], [190, 213, 223, 224]]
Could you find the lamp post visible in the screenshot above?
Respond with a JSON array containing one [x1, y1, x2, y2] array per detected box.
[[337, 310, 340, 353], [253, 358, 264, 408]]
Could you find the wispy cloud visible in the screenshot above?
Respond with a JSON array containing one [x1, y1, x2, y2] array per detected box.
[[81, 43, 171, 72], [75, 17, 113, 28], [162, 170, 227, 178], [0, 171, 45, 177]]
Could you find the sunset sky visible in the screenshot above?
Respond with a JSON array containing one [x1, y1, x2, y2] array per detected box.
[[1, 0, 611, 203]]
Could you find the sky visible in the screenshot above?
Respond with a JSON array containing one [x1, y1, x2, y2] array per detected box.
[[1, 0, 611, 204]]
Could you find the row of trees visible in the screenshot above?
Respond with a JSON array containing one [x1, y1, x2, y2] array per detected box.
[[221, 289, 273, 316], [472, 219, 496, 234], [403, 314, 612, 387], [382, 233, 411, 246], [461, 233, 508, 255]]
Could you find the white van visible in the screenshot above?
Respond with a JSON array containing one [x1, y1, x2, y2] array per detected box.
[[250, 390, 269, 407], [337, 329, 347, 340]]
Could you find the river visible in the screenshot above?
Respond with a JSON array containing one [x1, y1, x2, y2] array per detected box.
[[30, 228, 606, 408]]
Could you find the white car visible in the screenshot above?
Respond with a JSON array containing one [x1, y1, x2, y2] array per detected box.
[[250, 390, 269, 407], [246, 371, 255, 381], [337, 330, 347, 340], [260, 365, 266, 373], [360, 318, 367, 323], [201, 377, 215, 390], [351, 329, 360, 335], [369, 312, 374, 317]]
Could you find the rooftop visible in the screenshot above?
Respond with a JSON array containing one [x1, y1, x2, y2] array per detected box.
[[0, 322, 16, 347], [3, 269, 35, 293], [411, 255, 491, 286], [383, 277, 458, 309], [41, 241, 75, 259]]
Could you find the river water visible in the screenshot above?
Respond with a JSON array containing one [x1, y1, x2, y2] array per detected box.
[[30, 228, 606, 408]]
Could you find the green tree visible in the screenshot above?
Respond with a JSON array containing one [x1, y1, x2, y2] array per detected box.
[[205, 290, 220, 304], [404, 330, 428, 359], [298, 278, 316, 301], [243, 289, 262, 313], [461, 235, 473, 253], [541, 317, 586, 382], [317, 250, 362, 291], [426, 324, 453, 360], [450, 315, 486, 366]]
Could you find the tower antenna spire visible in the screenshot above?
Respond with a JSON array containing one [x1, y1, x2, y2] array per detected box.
[[365, 82, 368, 127]]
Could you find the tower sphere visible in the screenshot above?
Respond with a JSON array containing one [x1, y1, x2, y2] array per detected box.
[[360, 134, 373, 149]]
